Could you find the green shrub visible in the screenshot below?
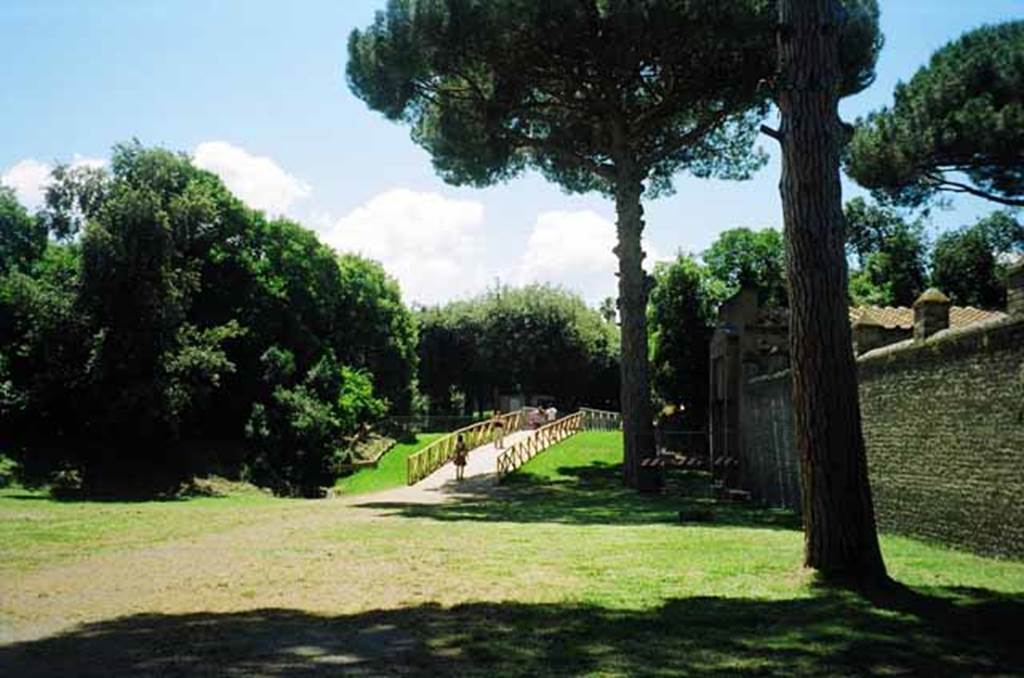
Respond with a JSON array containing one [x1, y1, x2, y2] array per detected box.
[[0, 455, 17, 488], [246, 349, 387, 496]]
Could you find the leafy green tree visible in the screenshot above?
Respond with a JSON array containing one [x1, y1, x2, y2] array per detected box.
[[347, 0, 788, 488], [73, 144, 243, 491], [416, 285, 620, 415], [0, 186, 46, 274], [246, 348, 386, 496], [0, 246, 93, 483], [843, 198, 927, 306], [703, 227, 786, 307], [416, 302, 484, 415], [976, 209, 1024, 254], [2, 141, 418, 494], [334, 254, 418, 413], [647, 255, 725, 428], [771, 0, 887, 582], [162, 321, 247, 431], [40, 162, 110, 240], [847, 21, 1024, 207], [599, 297, 618, 325], [228, 220, 417, 418], [931, 211, 1024, 309]]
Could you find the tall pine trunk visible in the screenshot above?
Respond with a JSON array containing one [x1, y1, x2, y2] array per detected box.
[[613, 171, 659, 492], [776, 0, 887, 583]]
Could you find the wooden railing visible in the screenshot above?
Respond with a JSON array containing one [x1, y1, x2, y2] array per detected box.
[[496, 411, 584, 480], [406, 410, 525, 485], [579, 407, 622, 431]]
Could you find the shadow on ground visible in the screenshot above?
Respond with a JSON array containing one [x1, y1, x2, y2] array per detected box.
[[356, 460, 801, 530], [2, 586, 1021, 677]]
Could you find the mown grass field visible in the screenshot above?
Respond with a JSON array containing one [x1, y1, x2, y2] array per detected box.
[[333, 432, 444, 495], [0, 483, 289, 575], [2, 431, 1023, 676]]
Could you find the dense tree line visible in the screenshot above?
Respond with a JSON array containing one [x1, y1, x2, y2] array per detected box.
[[0, 143, 416, 497], [417, 285, 621, 416], [844, 201, 1022, 309]]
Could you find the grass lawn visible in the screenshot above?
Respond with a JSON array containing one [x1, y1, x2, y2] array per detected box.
[[2, 431, 1023, 676], [333, 432, 445, 496], [0, 483, 291, 574]]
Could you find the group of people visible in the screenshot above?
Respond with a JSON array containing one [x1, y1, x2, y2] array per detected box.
[[451, 405, 559, 481], [527, 406, 558, 429]]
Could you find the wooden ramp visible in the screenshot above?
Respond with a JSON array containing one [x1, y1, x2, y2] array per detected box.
[[353, 408, 620, 507], [497, 407, 622, 481]]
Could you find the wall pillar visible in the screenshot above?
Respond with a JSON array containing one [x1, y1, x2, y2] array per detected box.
[[913, 289, 951, 340]]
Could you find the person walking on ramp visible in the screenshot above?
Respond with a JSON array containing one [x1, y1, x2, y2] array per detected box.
[[453, 434, 469, 481]]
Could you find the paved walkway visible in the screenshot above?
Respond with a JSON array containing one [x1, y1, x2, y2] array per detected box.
[[348, 430, 534, 506]]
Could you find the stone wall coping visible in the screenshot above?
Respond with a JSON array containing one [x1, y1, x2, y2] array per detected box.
[[858, 314, 1023, 364], [741, 315, 1024, 385]]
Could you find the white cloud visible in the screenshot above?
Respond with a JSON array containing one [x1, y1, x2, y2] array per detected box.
[[513, 210, 663, 304], [1, 155, 106, 210], [4, 143, 307, 216], [2, 159, 53, 209], [193, 141, 311, 216], [69, 154, 106, 171], [322, 188, 488, 306]]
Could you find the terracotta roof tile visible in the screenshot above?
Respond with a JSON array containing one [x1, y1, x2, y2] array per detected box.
[[950, 306, 1006, 327], [849, 306, 913, 329], [849, 305, 1005, 330]]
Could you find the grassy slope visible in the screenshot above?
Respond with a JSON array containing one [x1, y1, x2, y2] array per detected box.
[[1, 431, 1023, 675], [334, 433, 444, 495]]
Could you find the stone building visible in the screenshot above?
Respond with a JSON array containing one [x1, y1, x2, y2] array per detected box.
[[708, 287, 788, 480], [708, 284, 1007, 468], [712, 260, 1024, 557]]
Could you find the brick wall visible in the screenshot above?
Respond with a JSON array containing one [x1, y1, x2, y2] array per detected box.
[[738, 316, 1024, 558]]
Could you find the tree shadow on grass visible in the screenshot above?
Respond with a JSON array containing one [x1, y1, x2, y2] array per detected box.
[[356, 461, 801, 530], [2, 586, 1021, 676]]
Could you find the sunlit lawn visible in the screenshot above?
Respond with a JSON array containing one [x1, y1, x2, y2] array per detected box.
[[333, 432, 444, 495], [0, 483, 293, 575], [2, 431, 1023, 675]]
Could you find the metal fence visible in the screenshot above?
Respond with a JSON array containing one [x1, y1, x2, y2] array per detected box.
[[380, 414, 490, 439], [579, 407, 622, 431]]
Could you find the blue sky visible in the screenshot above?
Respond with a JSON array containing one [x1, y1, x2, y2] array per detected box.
[[2, 1, 1020, 305]]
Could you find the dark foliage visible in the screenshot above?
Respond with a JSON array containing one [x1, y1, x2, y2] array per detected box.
[[416, 284, 619, 415], [0, 143, 414, 496], [647, 254, 725, 428], [843, 198, 928, 306], [847, 21, 1024, 207], [931, 211, 1024, 309]]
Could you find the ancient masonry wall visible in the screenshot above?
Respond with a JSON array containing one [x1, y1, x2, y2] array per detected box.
[[739, 316, 1024, 558]]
